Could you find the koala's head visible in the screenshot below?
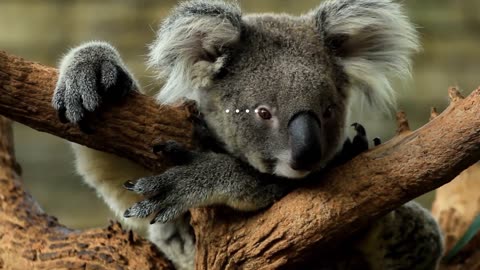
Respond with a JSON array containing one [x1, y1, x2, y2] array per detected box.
[[148, 0, 419, 179]]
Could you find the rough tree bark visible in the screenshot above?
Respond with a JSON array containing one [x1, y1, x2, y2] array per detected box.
[[0, 51, 479, 269], [0, 116, 174, 269]]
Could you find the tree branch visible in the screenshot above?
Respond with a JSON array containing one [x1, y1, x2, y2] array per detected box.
[[0, 116, 174, 269], [0, 51, 195, 172], [192, 88, 480, 269], [1, 51, 479, 269]]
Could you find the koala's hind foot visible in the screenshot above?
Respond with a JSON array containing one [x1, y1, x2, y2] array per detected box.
[[329, 123, 381, 167], [358, 201, 444, 270], [148, 215, 195, 270]]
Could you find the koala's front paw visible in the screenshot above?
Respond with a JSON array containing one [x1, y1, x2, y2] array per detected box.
[[52, 42, 137, 132], [349, 123, 370, 157], [123, 169, 197, 224], [330, 123, 381, 167]]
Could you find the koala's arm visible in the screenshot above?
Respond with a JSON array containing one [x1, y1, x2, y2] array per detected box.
[[124, 141, 290, 223], [124, 124, 371, 224], [53, 41, 153, 230], [356, 201, 444, 270]]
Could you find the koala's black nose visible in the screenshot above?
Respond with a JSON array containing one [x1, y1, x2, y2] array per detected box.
[[288, 112, 322, 171]]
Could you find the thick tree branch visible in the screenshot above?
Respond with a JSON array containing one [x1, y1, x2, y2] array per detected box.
[[0, 116, 174, 269], [192, 88, 480, 269], [0, 51, 195, 172], [1, 51, 479, 269]]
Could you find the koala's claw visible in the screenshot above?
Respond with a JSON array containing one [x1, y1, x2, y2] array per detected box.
[[124, 198, 163, 219], [123, 168, 198, 223], [123, 176, 174, 197], [351, 123, 369, 155], [124, 189, 186, 223], [328, 123, 371, 167], [351, 122, 366, 136], [123, 180, 136, 191], [152, 140, 194, 165]]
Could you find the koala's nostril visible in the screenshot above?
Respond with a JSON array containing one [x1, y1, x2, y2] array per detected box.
[[288, 112, 322, 171]]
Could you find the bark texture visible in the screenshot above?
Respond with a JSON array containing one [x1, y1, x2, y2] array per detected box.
[[0, 51, 479, 269], [0, 116, 174, 270], [0, 51, 195, 172]]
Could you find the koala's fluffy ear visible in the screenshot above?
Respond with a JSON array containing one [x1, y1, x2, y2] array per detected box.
[[315, 0, 420, 111], [148, 0, 242, 104]]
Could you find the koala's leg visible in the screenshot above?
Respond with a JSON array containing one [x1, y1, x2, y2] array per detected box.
[[356, 201, 444, 270], [71, 144, 151, 230], [148, 214, 195, 270]]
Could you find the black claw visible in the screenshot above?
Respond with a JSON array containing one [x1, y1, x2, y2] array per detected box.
[[152, 143, 166, 154], [78, 120, 95, 134], [373, 137, 382, 146], [123, 180, 136, 190], [327, 123, 374, 168], [57, 107, 69, 124], [351, 123, 366, 136], [124, 209, 132, 218]]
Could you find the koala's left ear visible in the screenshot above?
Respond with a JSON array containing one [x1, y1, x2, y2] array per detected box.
[[314, 0, 420, 111], [149, 0, 242, 104]]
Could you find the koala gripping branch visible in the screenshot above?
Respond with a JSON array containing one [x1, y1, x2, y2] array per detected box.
[[0, 51, 480, 269]]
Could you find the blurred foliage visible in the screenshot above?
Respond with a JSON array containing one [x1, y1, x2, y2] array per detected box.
[[0, 0, 478, 228]]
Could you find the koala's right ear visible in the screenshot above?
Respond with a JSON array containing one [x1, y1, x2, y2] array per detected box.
[[148, 0, 242, 104]]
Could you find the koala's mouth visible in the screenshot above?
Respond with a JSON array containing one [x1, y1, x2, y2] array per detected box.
[[253, 153, 324, 179], [254, 157, 311, 179], [271, 150, 321, 179], [273, 161, 311, 179], [272, 146, 339, 179]]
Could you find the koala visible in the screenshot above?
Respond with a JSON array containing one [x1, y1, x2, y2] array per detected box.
[[52, 0, 444, 270]]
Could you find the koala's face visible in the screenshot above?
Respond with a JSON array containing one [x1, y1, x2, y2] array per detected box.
[[150, 0, 419, 179], [199, 16, 349, 178]]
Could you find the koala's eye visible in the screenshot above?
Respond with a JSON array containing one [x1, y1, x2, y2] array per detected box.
[[257, 107, 272, 120], [323, 105, 334, 119]]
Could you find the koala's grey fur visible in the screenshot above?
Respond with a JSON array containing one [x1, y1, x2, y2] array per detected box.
[[52, 1, 443, 270], [148, 0, 243, 104], [53, 42, 138, 123]]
